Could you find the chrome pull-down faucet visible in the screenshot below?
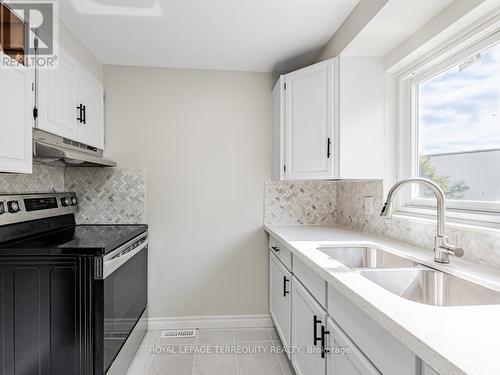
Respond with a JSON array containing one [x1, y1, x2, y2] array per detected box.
[[380, 177, 465, 264]]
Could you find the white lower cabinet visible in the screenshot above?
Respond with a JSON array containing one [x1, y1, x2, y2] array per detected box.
[[328, 285, 419, 375], [326, 318, 380, 375], [267, 235, 439, 375], [291, 277, 327, 375], [269, 252, 292, 353]]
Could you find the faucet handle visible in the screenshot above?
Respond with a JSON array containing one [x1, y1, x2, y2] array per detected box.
[[453, 247, 465, 258], [440, 242, 465, 258]]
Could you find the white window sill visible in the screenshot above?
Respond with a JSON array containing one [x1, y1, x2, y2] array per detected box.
[[395, 205, 500, 234]]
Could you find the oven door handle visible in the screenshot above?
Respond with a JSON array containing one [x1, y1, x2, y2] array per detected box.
[[103, 237, 148, 279]]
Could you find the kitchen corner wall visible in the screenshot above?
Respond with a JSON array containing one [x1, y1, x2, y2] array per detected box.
[[102, 66, 273, 319], [265, 180, 500, 270]]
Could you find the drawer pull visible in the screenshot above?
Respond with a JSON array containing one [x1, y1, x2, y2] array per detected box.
[[313, 315, 322, 346], [271, 246, 280, 252], [321, 325, 330, 358], [283, 276, 290, 297]]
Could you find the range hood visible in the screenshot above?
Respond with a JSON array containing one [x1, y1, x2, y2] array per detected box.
[[33, 129, 117, 167]]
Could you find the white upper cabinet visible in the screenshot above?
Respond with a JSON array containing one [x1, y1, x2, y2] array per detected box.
[[37, 48, 105, 149], [0, 64, 34, 174], [77, 70, 104, 149], [272, 56, 385, 180], [38, 51, 78, 140], [284, 59, 335, 180]]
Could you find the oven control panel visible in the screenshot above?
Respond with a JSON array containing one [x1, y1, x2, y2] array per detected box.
[[0, 193, 78, 225]]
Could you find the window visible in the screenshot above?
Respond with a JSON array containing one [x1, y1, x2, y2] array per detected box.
[[398, 25, 500, 222], [416, 41, 500, 203]]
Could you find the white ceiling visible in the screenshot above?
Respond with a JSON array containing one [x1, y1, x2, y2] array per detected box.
[[343, 0, 456, 56], [59, 0, 359, 73]]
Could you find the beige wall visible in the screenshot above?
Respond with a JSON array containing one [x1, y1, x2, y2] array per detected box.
[[103, 66, 273, 318]]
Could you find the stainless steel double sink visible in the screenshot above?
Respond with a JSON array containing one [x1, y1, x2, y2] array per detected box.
[[318, 246, 500, 306]]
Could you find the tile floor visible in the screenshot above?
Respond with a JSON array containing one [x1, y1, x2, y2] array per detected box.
[[126, 327, 295, 375]]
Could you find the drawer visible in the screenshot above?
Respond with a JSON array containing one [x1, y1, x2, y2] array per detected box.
[[293, 256, 327, 308], [327, 317, 381, 375], [328, 285, 419, 375], [269, 235, 292, 271]]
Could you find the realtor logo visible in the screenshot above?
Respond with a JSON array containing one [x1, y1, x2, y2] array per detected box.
[[0, 0, 59, 69]]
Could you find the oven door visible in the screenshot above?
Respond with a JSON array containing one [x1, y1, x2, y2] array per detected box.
[[102, 233, 148, 373]]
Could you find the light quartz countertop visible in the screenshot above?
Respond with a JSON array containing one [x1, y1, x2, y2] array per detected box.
[[265, 224, 500, 375]]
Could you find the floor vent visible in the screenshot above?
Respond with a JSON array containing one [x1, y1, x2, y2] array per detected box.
[[104, 332, 129, 340], [160, 329, 197, 339]]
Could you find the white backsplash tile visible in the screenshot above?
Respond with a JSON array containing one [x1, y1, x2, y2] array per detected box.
[[0, 164, 64, 194], [337, 180, 500, 269], [265, 179, 500, 270], [65, 167, 147, 224], [264, 180, 338, 225]]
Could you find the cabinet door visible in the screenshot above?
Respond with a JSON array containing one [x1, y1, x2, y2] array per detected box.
[[0, 256, 94, 375], [291, 277, 327, 375], [284, 59, 335, 180], [37, 50, 78, 140], [269, 253, 291, 352], [0, 64, 33, 173], [77, 70, 104, 149], [326, 318, 380, 375]]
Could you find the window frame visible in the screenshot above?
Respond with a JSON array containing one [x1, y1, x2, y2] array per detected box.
[[396, 20, 500, 225]]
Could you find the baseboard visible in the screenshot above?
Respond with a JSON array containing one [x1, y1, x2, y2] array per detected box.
[[147, 314, 274, 330]]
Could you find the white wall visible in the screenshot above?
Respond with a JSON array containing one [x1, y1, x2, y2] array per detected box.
[[103, 66, 273, 318], [59, 21, 103, 82], [338, 56, 385, 179], [317, 0, 389, 61]]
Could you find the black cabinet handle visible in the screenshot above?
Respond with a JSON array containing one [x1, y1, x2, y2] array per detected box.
[[321, 325, 330, 358], [271, 246, 280, 252], [313, 316, 322, 346], [327, 137, 332, 158], [76, 104, 83, 123], [283, 276, 290, 297], [82, 105, 86, 124]]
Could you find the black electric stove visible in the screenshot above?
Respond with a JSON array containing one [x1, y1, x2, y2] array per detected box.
[[0, 192, 148, 375]]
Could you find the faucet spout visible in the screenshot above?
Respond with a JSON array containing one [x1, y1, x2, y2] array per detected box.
[[380, 177, 464, 264]]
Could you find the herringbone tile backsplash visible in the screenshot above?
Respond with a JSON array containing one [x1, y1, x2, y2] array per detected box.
[[264, 180, 337, 225], [0, 164, 65, 194], [0, 164, 146, 224], [65, 167, 146, 224]]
